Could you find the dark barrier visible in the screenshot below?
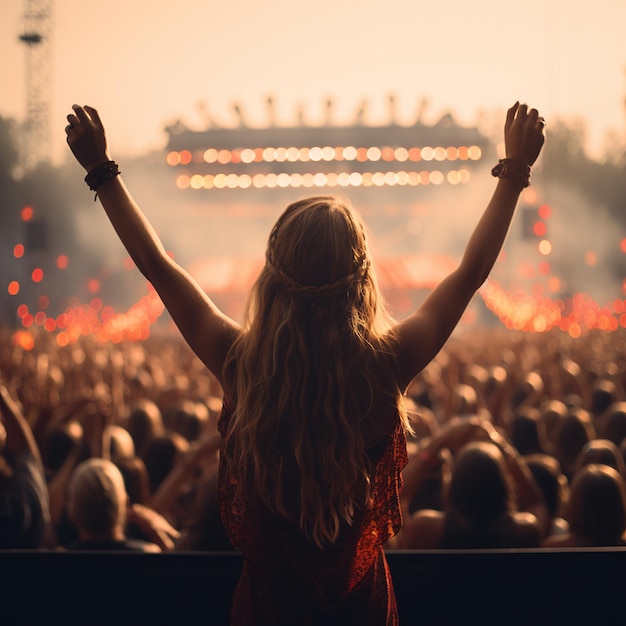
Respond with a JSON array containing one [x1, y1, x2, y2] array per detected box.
[[1, 549, 624, 624]]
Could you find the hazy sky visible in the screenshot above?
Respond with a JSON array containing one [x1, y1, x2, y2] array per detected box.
[[1, 0, 625, 162]]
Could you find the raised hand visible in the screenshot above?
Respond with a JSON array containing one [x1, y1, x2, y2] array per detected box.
[[65, 105, 110, 173], [504, 102, 546, 167]]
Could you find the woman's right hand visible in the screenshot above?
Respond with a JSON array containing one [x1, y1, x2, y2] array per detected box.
[[504, 101, 546, 166], [65, 104, 111, 173]]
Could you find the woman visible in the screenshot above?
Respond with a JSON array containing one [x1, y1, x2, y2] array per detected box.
[[64, 101, 544, 624]]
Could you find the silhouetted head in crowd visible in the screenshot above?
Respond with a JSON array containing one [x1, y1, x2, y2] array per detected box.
[[591, 379, 618, 420], [143, 432, 189, 494], [107, 425, 135, 463], [446, 441, 515, 526], [511, 371, 544, 410], [556, 408, 597, 480], [125, 399, 164, 458], [539, 400, 568, 449], [601, 402, 626, 447], [509, 409, 548, 456], [68, 458, 128, 541], [526, 453, 568, 523], [115, 455, 151, 505], [450, 384, 478, 418], [43, 420, 83, 476], [163, 399, 210, 442], [568, 464, 626, 546], [576, 439, 626, 478]]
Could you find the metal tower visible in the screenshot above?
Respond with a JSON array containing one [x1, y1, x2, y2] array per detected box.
[[19, 0, 53, 171]]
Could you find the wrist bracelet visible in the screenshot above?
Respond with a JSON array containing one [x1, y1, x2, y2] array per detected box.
[[491, 158, 531, 188], [85, 160, 121, 201]]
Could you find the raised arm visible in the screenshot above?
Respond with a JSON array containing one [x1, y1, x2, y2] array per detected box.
[[394, 103, 545, 389], [0, 382, 44, 471], [65, 105, 239, 383]]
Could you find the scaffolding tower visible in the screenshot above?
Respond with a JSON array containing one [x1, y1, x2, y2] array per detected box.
[[19, 0, 53, 171]]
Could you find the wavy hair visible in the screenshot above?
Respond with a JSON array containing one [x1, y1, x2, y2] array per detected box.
[[223, 196, 406, 547]]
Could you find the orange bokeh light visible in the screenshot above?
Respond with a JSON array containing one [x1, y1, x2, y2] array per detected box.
[[8, 281, 20, 296], [56, 255, 69, 269], [43, 317, 56, 332], [21, 206, 34, 221], [584, 251, 597, 267], [13, 244, 25, 258], [13, 330, 35, 351], [538, 204, 552, 220], [31, 268, 43, 283]]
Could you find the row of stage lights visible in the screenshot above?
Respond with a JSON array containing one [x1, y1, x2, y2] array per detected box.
[[166, 144, 483, 167], [175, 169, 472, 191]]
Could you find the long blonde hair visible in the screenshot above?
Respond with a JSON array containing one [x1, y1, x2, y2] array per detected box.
[[223, 196, 406, 546]]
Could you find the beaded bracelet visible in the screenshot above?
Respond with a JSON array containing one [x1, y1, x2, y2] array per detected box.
[[84, 160, 121, 201], [491, 158, 531, 188]]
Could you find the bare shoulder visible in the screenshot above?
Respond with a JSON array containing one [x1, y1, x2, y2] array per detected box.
[[510, 511, 542, 547], [541, 532, 580, 548], [399, 509, 445, 549]]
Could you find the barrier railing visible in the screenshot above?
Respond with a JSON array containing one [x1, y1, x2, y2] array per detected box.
[[1, 548, 624, 624]]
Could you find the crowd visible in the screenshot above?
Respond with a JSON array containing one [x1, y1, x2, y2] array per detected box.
[[1, 324, 625, 553]]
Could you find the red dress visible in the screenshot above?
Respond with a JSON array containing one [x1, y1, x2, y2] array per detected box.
[[218, 403, 408, 625]]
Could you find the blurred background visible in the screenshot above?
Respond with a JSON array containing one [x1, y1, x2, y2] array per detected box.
[[1, 0, 626, 348]]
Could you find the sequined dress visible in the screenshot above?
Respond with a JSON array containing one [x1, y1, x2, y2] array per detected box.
[[218, 403, 408, 625]]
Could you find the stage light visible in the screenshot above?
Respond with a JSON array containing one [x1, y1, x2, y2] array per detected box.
[[434, 147, 447, 161], [309, 147, 323, 162], [322, 147, 335, 161], [408, 148, 421, 161], [468, 146, 482, 160], [217, 149, 231, 164], [343, 146, 357, 160], [421, 147, 434, 161], [429, 171, 444, 185], [394, 147, 409, 161]]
